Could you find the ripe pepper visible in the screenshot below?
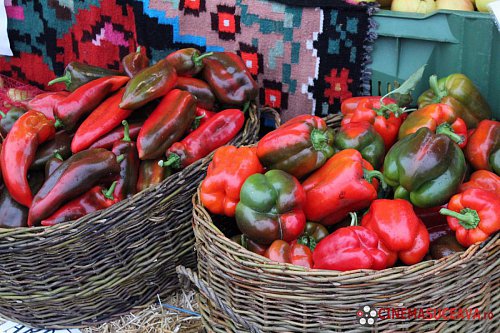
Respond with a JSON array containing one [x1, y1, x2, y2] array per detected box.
[[41, 182, 118, 226], [265, 240, 313, 269], [189, 107, 216, 133], [26, 91, 70, 120], [440, 188, 500, 247], [334, 121, 385, 169], [44, 154, 64, 178], [201, 52, 258, 106], [302, 149, 383, 226], [119, 58, 178, 110], [30, 131, 72, 170], [111, 121, 139, 200], [296, 222, 329, 252], [0, 111, 55, 207], [71, 88, 133, 153], [465, 120, 500, 175], [122, 46, 149, 77], [137, 89, 196, 160], [89, 121, 142, 150], [54, 76, 130, 130], [136, 159, 172, 192], [200, 146, 264, 217], [166, 48, 213, 77], [0, 107, 26, 138], [235, 169, 306, 245], [256, 115, 335, 179], [231, 234, 267, 256], [48, 62, 124, 91], [459, 170, 500, 197], [176, 77, 216, 111], [28, 149, 120, 226], [383, 127, 466, 208], [362, 199, 430, 266], [341, 96, 402, 150], [160, 108, 245, 170], [398, 103, 468, 148], [418, 74, 492, 128]]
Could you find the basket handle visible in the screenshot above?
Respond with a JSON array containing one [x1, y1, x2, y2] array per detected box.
[[176, 266, 261, 333]]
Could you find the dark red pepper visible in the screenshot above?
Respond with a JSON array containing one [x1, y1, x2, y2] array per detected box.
[[44, 154, 64, 178], [176, 77, 216, 111], [136, 159, 172, 192], [30, 131, 72, 170], [160, 109, 245, 170], [88, 121, 142, 150], [0, 111, 55, 207], [111, 121, 140, 200], [166, 48, 213, 76], [122, 46, 150, 77], [26, 91, 70, 120], [0, 107, 26, 138]]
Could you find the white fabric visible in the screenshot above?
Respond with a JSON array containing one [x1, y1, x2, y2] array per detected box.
[[0, 0, 13, 56]]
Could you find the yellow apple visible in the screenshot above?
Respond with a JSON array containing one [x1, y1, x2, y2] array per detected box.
[[476, 0, 496, 12], [436, 0, 474, 11], [391, 0, 437, 14]]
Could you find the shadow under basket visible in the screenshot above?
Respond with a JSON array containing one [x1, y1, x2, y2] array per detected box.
[[178, 113, 500, 333], [0, 105, 261, 329]]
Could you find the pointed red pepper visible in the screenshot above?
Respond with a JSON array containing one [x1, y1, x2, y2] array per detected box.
[[88, 121, 142, 150], [111, 121, 140, 200], [26, 91, 70, 120]]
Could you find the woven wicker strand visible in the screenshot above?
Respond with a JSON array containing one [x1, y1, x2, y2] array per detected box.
[[0, 104, 261, 329]]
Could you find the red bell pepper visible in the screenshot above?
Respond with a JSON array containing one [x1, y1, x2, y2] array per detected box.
[[71, 88, 132, 153], [302, 149, 383, 226], [465, 120, 500, 174], [111, 121, 140, 200], [341, 96, 402, 150], [160, 109, 245, 170], [361, 199, 430, 266], [265, 240, 313, 269], [54, 76, 129, 130], [88, 121, 142, 150], [459, 170, 500, 197], [189, 107, 216, 133], [26, 91, 70, 120], [231, 234, 267, 256], [440, 188, 500, 247], [0, 111, 55, 207], [200, 146, 264, 217], [41, 182, 118, 226]]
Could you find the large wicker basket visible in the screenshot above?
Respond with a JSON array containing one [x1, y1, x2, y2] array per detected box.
[[179, 113, 500, 333], [0, 105, 261, 329]]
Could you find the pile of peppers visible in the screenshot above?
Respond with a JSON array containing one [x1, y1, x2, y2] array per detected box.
[[200, 72, 499, 272], [0, 46, 257, 227]]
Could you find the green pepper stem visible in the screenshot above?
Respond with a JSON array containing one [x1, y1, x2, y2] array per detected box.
[[158, 154, 181, 169], [310, 129, 329, 151], [121, 120, 131, 142], [102, 181, 118, 200], [192, 114, 205, 130], [297, 235, 318, 252], [436, 123, 464, 145], [429, 75, 447, 102], [116, 154, 125, 163], [192, 51, 213, 67], [54, 118, 64, 129], [136, 46, 141, 53], [54, 153, 64, 161], [439, 208, 480, 230], [48, 71, 71, 87], [363, 169, 388, 191], [349, 212, 358, 227], [0, 111, 6, 118]]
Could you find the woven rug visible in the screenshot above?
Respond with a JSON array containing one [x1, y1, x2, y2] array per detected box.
[[1, 0, 377, 121]]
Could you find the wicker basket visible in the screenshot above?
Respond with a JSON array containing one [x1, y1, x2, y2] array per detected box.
[[178, 113, 500, 333], [0, 105, 261, 329]]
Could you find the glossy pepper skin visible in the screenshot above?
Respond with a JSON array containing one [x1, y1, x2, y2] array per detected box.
[[120, 58, 178, 110], [440, 188, 500, 247], [296, 222, 329, 252], [166, 48, 213, 77], [189, 107, 216, 133], [54, 76, 130, 130], [201, 52, 258, 106], [26, 91, 69, 120], [44, 155, 64, 178], [48, 61, 124, 91], [122, 46, 149, 77], [334, 121, 385, 169], [0, 111, 55, 207], [341, 96, 402, 150], [302, 149, 382, 226], [235, 170, 306, 245], [28, 149, 120, 226], [89, 121, 142, 150], [162, 108, 245, 170], [112, 121, 139, 200], [137, 89, 196, 160], [231, 234, 267, 256], [136, 159, 172, 192], [257, 115, 335, 179], [465, 120, 500, 175], [430, 234, 465, 260], [459, 170, 500, 197], [0, 107, 26, 138], [41, 182, 118, 226], [265, 240, 313, 269], [418, 74, 491, 128], [398, 103, 468, 148], [362, 199, 430, 266], [71, 88, 132, 153], [200, 146, 264, 217], [383, 127, 466, 208], [30, 131, 72, 170], [176, 77, 216, 111]]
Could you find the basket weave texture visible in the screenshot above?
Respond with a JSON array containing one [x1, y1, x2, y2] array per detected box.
[[184, 113, 500, 333], [0, 105, 261, 329]]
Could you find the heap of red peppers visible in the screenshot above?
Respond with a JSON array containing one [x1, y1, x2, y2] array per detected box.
[[0, 47, 258, 227]]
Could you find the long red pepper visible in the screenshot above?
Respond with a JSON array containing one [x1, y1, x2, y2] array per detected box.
[[112, 121, 140, 200], [0, 111, 55, 207], [26, 91, 70, 120], [89, 122, 142, 150]]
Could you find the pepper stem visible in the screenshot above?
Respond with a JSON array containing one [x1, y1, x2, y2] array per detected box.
[[0, 111, 6, 118], [310, 129, 329, 151], [102, 181, 118, 200], [439, 208, 480, 230], [436, 123, 464, 145], [429, 75, 447, 102], [158, 154, 181, 169], [48, 71, 71, 88], [298, 235, 318, 252], [192, 114, 205, 130], [349, 212, 358, 227], [54, 153, 64, 161], [116, 154, 125, 163], [192, 51, 213, 67], [54, 118, 64, 129], [121, 120, 131, 142], [363, 169, 388, 191]]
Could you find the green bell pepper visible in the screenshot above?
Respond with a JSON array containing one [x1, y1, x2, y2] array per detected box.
[[383, 127, 466, 208]]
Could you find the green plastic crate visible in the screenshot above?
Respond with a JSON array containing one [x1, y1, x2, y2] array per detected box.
[[371, 9, 500, 118]]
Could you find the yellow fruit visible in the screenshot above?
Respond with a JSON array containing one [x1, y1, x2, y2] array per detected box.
[[436, 0, 474, 11], [391, 0, 437, 14], [476, 0, 496, 12]]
